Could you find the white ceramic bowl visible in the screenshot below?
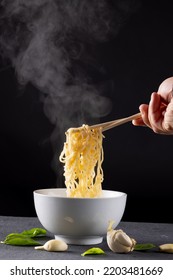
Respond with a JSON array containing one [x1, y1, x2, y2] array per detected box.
[[33, 188, 127, 245]]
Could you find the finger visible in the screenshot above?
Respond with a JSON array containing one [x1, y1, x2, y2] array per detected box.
[[163, 98, 173, 133], [132, 118, 145, 126], [133, 104, 152, 128], [148, 92, 163, 132], [139, 104, 151, 127]]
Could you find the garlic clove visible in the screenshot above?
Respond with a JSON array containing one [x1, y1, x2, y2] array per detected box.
[[130, 238, 136, 250], [35, 239, 68, 252], [107, 231, 134, 253], [107, 236, 131, 253], [116, 230, 133, 247], [159, 243, 173, 253], [106, 221, 136, 253]]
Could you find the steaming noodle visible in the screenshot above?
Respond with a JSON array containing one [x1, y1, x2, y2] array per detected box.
[[59, 125, 104, 198]]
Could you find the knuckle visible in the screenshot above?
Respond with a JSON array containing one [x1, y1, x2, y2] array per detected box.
[[152, 126, 160, 133], [164, 122, 173, 132]]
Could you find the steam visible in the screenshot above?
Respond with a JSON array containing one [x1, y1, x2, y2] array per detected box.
[[0, 0, 140, 178]]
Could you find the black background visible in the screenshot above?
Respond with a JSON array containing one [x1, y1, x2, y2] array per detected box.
[[0, 1, 173, 223]]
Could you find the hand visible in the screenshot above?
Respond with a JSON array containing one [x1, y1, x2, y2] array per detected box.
[[133, 77, 173, 134]]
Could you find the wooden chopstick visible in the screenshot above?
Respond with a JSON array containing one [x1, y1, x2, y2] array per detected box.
[[91, 94, 171, 132], [91, 112, 141, 132]]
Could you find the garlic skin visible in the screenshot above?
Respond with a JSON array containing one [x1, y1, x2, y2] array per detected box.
[[35, 239, 68, 252], [107, 220, 136, 253]]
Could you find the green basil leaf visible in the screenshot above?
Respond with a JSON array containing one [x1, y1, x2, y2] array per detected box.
[[21, 228, 46, 237], [134, 243, 156, 251], [81, 247, 105, 256], [2, 234, 41, 246], [1, 227, 46, 246]]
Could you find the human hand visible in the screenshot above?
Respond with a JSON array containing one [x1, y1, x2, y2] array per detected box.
[[133, 77, 173, 134]]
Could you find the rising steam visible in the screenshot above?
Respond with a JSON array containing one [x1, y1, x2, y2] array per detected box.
[[0, 0, 140, 177]]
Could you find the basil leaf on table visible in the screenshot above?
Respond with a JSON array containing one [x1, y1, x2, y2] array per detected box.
[[134, 243, 156, 251], [81, 247, 105, 256], [2, 234, 41, 246], [21, 228, 46, 237], [1, 227, 46, 246]]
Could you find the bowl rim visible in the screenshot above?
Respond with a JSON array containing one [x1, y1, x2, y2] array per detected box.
[[33, 188, 127, 200]]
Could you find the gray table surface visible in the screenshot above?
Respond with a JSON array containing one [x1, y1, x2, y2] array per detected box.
[[0, 216, 172, 260]]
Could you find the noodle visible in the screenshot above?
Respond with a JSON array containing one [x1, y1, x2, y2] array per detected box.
[[59, 125, 104, 198]]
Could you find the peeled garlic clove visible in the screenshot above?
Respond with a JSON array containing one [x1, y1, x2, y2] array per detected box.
[[35, 239, 68, 252], [159, 243, 173, 253]]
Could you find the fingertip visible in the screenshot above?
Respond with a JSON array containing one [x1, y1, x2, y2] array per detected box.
[[139, 105, 145, 116], [132, 120, 136, 126], [132, 119, 146, 127], [139, 104, 148, 113], [139, 104, 143, 112]]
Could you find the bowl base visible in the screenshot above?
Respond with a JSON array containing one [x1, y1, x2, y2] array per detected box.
[[55, 235, 103, 245]]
